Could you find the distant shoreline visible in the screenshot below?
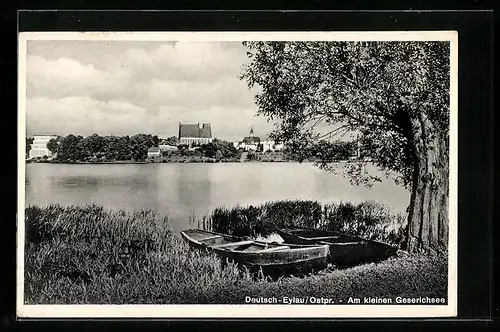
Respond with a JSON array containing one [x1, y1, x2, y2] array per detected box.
[[25, 159, 296, 165], [25, 159, 367, 165]]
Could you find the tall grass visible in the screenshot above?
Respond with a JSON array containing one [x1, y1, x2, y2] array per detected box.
[[210, 200, 407, 247], [24, 204, 251, 304], [213, 251, 448, 304], [24, 204, 446, 305]]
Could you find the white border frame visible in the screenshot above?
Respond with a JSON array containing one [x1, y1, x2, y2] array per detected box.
[[17, 31, 458, 318]]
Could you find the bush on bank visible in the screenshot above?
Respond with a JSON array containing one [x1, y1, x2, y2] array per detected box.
[[210, 200, 407, 248]]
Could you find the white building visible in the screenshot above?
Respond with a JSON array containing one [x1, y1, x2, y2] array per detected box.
[[260, 140, 284, 152], [159, 144, 178, 152], [29, 135, 58, 158], [147, 147, 161, 158], [274, 142, 284, 151], [245, 143, 258, 151]]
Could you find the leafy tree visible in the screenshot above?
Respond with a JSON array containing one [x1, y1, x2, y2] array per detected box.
[[197, 139, 241, 159], [78, 134, 105, 158], [152, 135, 160, 146], [177, 144, 189, 154], [26, 137, 34, 157], [165, 136, 179, 146], [241, 41, 450, 252], [199, 142, 218, 158], [358, 135, 376, 159], [304, 140, 354, 162], [212, 138, 241, 159], [118, 137, 132, 160], [338, 141, 357, 159], [102, 136, 116, 160], [103, 136, 131, 161], [56, 135, 84, 161], [46, 137, 60, 155], [215, 150, 223, 160], [129, 134, 155, 161]]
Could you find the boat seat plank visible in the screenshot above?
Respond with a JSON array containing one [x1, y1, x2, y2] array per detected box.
[[261, 246, 291, 252], [198, 234, 224, 241], [212, 240, 254, 248], [308, 236, 341, 240], [326, 241, 364, 246]]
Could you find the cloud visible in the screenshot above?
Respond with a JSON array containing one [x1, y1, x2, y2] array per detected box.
[[26, 42, 251, 110], [136, 76, 254, 110], [27, 55, 132, 101], [25, 41, 269, 140], [26, 96, 149, 136], [118, 42, 247, 82]]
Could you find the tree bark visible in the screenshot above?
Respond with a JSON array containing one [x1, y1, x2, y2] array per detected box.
[[406, 113, 449, 253]]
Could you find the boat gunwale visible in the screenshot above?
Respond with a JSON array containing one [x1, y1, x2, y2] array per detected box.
[[180, 229, 330, 255], [277, 227, 397, 248], [212, 243, 329, 256]]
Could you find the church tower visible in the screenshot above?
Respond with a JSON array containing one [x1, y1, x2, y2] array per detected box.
[[249, 127, 254, 137]]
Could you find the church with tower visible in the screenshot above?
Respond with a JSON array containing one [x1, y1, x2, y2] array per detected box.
[[241, 127, 261, 146], [233, 127, 261, 151], [232, 127, 284, 152]]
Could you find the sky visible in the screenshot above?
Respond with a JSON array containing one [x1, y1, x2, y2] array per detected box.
[[25, 40, 275, 142]]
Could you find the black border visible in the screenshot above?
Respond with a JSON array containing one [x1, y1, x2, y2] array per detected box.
[[2, 7, 495, 330]]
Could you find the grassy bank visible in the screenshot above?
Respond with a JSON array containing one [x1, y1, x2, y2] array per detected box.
[[24, 204, 447, 304], [24, 204, 246, 304], [210, 200, 407, 248]]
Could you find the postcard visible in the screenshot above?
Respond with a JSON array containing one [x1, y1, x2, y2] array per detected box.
[[17, 30, 458, 318]]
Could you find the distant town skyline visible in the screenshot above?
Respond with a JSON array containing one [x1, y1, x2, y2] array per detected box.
[[25, 124, 271, 142], [25, 40, 275, 142]]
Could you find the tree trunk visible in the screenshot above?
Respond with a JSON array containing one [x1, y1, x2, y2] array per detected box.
[[406, 113, 449, 253]]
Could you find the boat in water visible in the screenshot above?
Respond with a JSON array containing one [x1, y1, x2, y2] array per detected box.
[[276, 228, 398, 268], [180, 229, 329, 276]]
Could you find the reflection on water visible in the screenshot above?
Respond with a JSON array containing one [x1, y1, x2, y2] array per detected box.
[[25, 163, 410, 232]]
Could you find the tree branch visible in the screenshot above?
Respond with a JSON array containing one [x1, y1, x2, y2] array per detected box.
[[315, 124, 351, 140], [305, 115, 329, 131]]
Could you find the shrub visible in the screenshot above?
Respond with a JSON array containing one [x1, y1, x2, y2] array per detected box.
[[210, 200, 406, 247]]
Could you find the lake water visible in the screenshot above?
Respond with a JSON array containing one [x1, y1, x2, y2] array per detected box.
[[25, 162, 410, 232]]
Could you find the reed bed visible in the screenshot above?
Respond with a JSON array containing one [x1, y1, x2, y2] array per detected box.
[[24, 203, 445, 304], [24, 204, 251, 304], [209, 200, 407, 248]]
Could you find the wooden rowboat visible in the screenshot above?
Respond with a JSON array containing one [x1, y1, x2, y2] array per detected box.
[[180, 229, 329, 276], [276, 228, 398, 268]]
